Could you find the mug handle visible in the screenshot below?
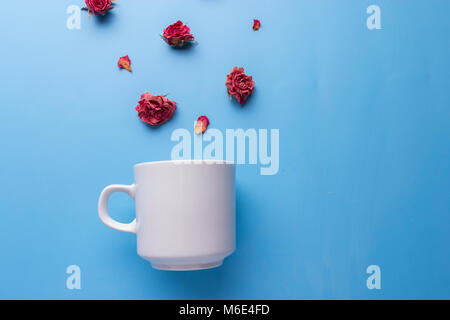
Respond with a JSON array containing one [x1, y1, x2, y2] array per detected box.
[[98, 184, 137, 234]]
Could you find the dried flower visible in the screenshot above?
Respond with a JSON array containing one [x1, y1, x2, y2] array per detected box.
[[225, 67, 255, 104], [118, 55, 132, 72], [135, 93, 177, 126], [194, 115, 210, 134], [84, 0, 114, 15], [253, 19, 261, 31], [162, 21, 195, 47]]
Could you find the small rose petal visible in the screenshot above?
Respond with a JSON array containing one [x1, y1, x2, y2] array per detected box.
[[118, 55, 132, 72], [253, 19, 261, 31], [194, 115, 209, 134]]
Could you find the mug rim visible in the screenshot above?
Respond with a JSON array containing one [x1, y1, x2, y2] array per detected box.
[[134, 160, 235, 168]]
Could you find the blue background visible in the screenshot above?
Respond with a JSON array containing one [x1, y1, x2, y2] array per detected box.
[[0, 0, 449, 299]]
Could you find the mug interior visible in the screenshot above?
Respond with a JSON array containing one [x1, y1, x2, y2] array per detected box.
[[134, 160, 235, 168]]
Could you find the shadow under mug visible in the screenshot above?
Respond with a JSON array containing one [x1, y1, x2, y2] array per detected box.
[[97, 160, 236, 271]]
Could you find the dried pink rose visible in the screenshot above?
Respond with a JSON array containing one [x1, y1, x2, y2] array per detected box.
[[84, 0, 113, 15], [162, 21, 195, 47], [225, 67, 255, 104], [135, 93, 177, 126]]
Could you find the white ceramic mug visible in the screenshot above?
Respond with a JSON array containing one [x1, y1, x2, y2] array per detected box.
[[98, 160, 236, 271]]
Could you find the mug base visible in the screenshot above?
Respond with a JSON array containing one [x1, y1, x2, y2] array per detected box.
[[139, 249, 235, 271], [151, 260, 223, 271]]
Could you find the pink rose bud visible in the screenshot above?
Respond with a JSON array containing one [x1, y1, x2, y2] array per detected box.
[[162, 21, 195, 47], [225, 67, 255, 105], [135, 93, 177, 126], [118, 55, 132, 72]]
